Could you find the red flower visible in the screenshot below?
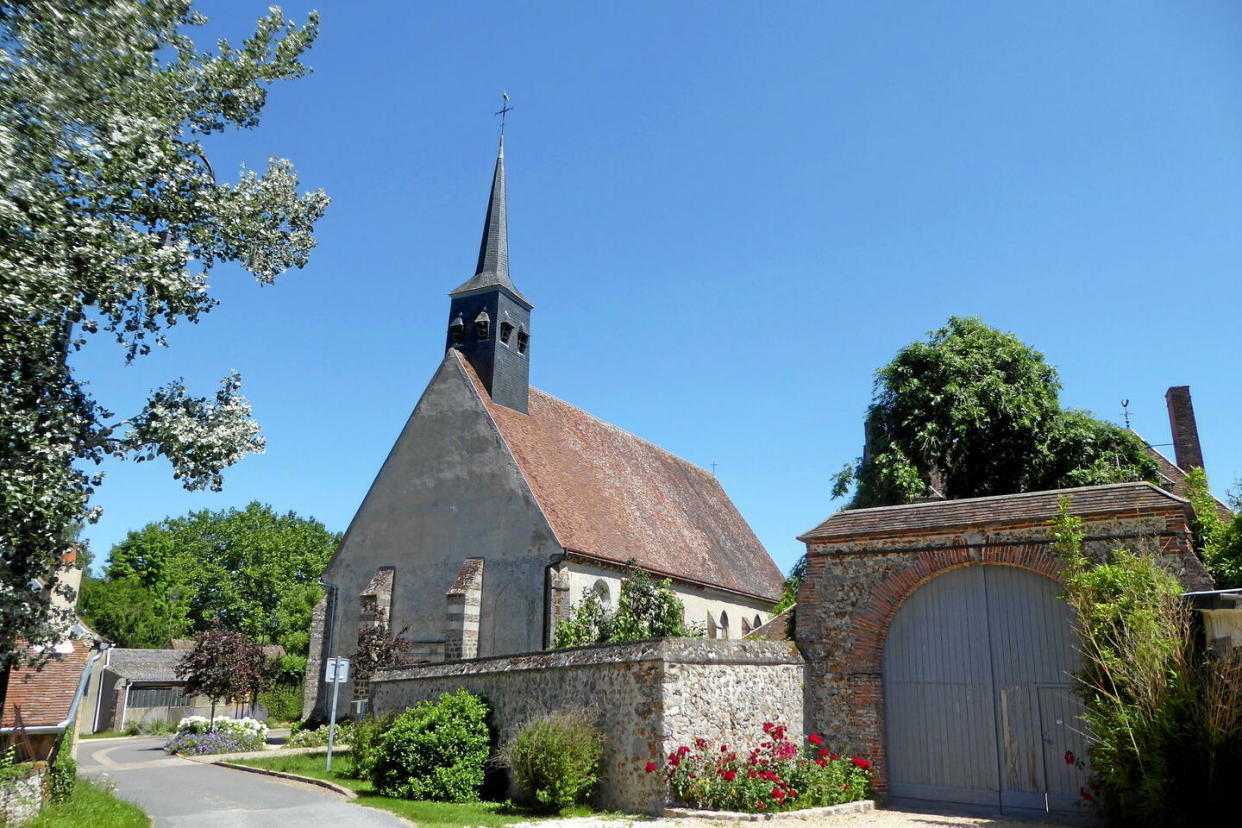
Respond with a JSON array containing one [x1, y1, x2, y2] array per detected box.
[[747, 769, 758, 778], [762, 722, 774, 733], [1064, 750, 1075, 766], [1079, 786, 1095, 802], [773, 726, 787, 740], [757, 802, 766, 810], [815, 758, 827, 767], [851, 757, 871, 771], [669, 755, 680, 767], [818, 748, 830, 758], [677, 745, 690, 757], [720, 744, 729, 752], [694, 738, 708, 750], [830, 753, 839, 760], [721, 770, 737, 781], [760, 742, 772, 749], [645, 762, 657, 773], [788, 789, 798, 798], [808, 733, 824, 746]]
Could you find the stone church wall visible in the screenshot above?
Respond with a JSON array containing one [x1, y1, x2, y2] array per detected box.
[[370, 638, 805, 814]]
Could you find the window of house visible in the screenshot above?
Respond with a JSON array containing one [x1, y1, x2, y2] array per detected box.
[[129, 686, 192, 709]]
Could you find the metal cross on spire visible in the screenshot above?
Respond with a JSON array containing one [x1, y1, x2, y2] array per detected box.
[[495, 91, 513, 136]]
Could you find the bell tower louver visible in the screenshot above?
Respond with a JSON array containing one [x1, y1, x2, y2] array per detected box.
[[446, 137, 532, 413]]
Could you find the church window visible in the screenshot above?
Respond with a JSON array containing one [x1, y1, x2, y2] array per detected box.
[[474, 310, 491, 341], [500, 322, 514, 345], [753, 614, 762, 630], [718, 611, 730, 640], [516, 327, 529, 355], [449, 314, 465, 345], [591, 579, 611, 609]]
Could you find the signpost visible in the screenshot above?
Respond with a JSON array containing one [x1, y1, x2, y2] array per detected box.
[[324, 657, 349, 772]]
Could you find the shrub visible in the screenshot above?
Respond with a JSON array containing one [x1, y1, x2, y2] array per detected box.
[[652, 722, 870, 813], [1053, 500, 1242, 827], [371, 689, 490, 801], [500, 711, 603, 812], [136, 718, 174, 736], [259, 685, 304, 723], [47, 730, 76, 804], [346, 713, 394, 780], [553, 563, 700, 649], [287, 720, 354, 749], [176, 715, 268, 742]]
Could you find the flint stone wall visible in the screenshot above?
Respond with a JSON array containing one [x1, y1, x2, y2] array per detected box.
[[0, 768, 44, 826], [370, 638, 805, 814]]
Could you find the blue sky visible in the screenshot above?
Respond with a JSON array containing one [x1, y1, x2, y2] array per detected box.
[[76, 1, 1242, 576]]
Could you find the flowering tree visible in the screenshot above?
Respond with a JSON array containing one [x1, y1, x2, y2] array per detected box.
[[0, 0, 328, 673], [175, 626, 268, 726]]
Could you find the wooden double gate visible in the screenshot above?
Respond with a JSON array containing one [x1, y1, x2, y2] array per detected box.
[[883, 565, 1090, 818]]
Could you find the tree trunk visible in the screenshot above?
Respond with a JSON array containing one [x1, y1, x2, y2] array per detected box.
[[210, 698, 216, 730]]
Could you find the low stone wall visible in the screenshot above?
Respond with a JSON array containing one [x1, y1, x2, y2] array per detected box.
[[0, 767, 45, 826], [371, 638, 805, 814]]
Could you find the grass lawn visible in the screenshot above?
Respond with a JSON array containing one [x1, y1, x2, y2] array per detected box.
[[232, 752, 620, 828], [31, 777, 148, 827]]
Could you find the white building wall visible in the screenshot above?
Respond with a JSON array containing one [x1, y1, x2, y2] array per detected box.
[[561, 561, 771, 639]]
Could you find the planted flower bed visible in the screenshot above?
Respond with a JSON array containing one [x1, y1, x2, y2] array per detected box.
[[648, 722, 871, 814], [165, 716, 269, 756]]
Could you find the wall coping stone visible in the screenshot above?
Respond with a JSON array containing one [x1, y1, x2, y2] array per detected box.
[[374, 638, 803, 683]]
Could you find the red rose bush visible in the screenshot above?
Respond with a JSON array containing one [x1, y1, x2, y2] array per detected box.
[[648, 722, 870, 813]]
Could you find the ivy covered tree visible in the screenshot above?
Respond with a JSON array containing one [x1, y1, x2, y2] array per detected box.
[[0, 0, 328, 668], [832, 317, 1158, 508], [1183, 468, 1242, 589]]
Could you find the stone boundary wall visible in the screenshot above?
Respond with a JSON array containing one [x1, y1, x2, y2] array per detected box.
[[370, 638, 805, 814], [0, 767, 44, 826]]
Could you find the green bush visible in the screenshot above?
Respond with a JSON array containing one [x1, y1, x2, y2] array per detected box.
[[346, 713, 394, 781], [136, 718, 173, 736], [259, 685, 304, 723], [371, 689, 490, 801], [286, 720, 353, 748], [46, 731, 76, 804], [500, 711, 602, 812], [553, 563, 700, 649]]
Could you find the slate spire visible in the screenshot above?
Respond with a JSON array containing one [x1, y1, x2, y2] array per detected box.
[[450, 137, 530, 305], [445, 137, 532, 413]]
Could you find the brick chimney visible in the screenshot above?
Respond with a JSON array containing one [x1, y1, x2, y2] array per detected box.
[[1165, 386, 1204, 471]]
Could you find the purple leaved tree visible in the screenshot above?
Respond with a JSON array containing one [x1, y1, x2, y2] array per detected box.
[[176, 626, 267, 728]]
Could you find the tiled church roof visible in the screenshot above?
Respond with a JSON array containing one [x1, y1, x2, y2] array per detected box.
[[453, 351, 785, 602], [799, 482, 1190, 541], [2, 639, 93, 728]]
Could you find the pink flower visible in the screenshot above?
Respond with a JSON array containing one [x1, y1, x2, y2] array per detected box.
[[645, 762, 657, 773]]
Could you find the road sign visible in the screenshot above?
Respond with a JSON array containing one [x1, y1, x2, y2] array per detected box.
[[325, 657, 350, 683]]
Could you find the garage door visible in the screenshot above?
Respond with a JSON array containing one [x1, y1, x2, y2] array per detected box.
[[883, 565, 1090, 818]]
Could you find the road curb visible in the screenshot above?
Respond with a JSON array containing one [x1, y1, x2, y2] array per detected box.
[[211, 760, 359, 800]]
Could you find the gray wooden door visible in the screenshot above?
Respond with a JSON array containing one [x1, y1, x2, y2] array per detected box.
[[883, 565, 1089, 818]]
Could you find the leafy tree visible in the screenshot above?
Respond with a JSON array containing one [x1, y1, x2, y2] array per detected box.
[[176, 625, 267, 725], [832, 317, 1158, 507], [771, 555, 806, 614], [1183, 468, 1242, 589], [0, 0, 328, 667], [77, 575, 173, 648], [553, 564, 697, 648], [353, 623, 407, 687], [83, 502, 339, 662]]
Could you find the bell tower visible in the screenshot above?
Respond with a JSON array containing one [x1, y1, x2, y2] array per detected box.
[[446, 137, 532, 413]]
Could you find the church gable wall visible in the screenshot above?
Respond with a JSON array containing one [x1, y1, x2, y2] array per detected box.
[[308, 354, 560, 716]]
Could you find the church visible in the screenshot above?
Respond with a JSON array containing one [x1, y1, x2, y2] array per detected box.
[[304, 139, 785, 717]]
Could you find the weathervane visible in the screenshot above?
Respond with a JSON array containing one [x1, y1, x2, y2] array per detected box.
[[495, 91, 513, 136], [1121, 399, 1131, 429]]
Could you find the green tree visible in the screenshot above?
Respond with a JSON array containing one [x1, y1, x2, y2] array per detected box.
[[0, 0, 328, 667], [176, 625, 267, 726], [1183, 467, 1242, 589], [77, 575, 173, 648], [832, 317, 1158, 507], [83, 502, 339, 661]]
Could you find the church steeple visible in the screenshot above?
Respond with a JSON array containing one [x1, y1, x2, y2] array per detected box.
[[446, 138, 532, 413]]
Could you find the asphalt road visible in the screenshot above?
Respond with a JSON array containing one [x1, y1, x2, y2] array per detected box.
[[77, 736, 409, 827]]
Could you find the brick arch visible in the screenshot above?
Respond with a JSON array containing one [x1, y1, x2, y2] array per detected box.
[[854, 543, 1067, 677]]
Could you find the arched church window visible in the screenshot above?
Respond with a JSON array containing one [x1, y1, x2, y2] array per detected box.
[[591, 579, 611, 609], [517, 326, 529, 355], [707, 612, 718, 639], [718, 611, 730, 640], [753, 614, 762, 631], [449, 314, 465, 345], [500, 321, 514, 346], [474, 310, 491, 341]]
